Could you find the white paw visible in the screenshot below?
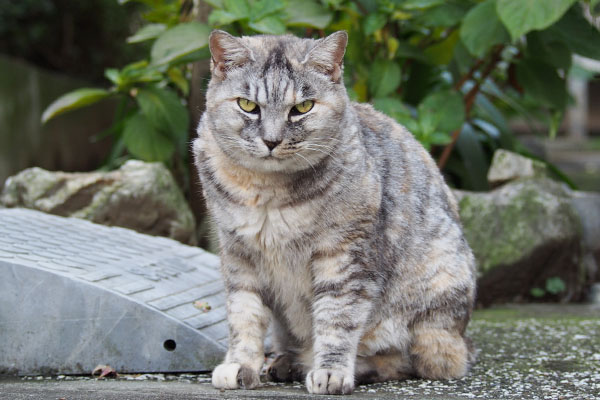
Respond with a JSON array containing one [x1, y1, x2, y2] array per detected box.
[[212, 363, 241, 389], [212, 363, 260, 390], [306, 368, 354, 395]]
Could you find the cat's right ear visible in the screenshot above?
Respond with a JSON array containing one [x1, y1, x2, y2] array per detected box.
[[209, 30, 255, 80]]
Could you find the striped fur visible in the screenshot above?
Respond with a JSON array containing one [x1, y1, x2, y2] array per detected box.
[[194, 30, 476, 395]]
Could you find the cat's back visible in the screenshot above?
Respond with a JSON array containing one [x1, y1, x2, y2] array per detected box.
[[351, 101, 460, 221]]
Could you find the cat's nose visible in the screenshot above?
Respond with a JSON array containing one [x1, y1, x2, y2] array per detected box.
[[263, 139, 281, 151]]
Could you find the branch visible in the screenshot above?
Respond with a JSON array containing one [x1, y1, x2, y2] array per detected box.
[[437, 45, 504, 170]]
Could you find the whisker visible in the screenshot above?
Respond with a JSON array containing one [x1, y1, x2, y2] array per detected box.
[[294, 153, 316, 173]]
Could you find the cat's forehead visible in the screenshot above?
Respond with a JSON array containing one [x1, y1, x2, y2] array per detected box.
[[242, 35, 317, 69]]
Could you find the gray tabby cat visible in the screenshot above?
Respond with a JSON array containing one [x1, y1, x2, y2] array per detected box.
[[193, 30, 476, 395]]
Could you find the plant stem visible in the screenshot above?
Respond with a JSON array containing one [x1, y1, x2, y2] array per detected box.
[[437, 45, 504, 170]]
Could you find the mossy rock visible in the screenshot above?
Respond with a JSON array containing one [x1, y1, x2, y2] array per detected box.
[[456, 178, 586, 305]]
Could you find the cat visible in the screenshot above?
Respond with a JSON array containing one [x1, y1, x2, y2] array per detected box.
[[193, 29, 476, 395]]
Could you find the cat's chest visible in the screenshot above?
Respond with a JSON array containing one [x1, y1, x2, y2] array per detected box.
[[225, 202, 313, 251]]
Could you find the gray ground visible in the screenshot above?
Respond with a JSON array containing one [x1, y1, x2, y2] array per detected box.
[[2, 304, 599, 400]]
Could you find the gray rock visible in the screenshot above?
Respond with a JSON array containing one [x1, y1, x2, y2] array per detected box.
[[487, 149, 547, 186], [0, 160, 196, 245], [455, 177, 592, 306]]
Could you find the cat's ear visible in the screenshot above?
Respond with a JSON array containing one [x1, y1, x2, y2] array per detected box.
[[209, 30, 255, 80], [303, 31, 348, 82]]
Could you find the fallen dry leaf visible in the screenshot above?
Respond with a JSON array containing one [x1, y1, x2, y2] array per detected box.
[[92, 364, 118, 379], [193, 301, 211, 312]]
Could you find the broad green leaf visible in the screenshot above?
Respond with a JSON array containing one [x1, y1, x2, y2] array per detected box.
[[249, 15, 286, 34], [363, 13, 387, 35], [544, 6, 600, 60], [516, 57, 567, 110], [126, 23, 167, 44], [418, 90, 465, 133], [249, 0, 285, 22], [429, 131, 452, 145], [401, 0, 444, 10], [42, 88, 111, 124], [284, 0, 333, 29], [372, 97, 412, 121], [455, 124, 489, 191], [223, 0, 250, 18], [123, 112, 174, 162], [136, 87, 189, 147], [526, 31, 571, 70], [545, 277, 566, 294], [167, 67, 189, 96], [151, 22, 211, 66], [496, 0, 577, 41], [104, 69, 121, 86], [417, 1, 471, 27], [424, 30, 460, 65], [208, 9, 241, 26], [394, 41, 428, 62], [530, 287, 546, 298], [460, 0, 510, 58], [368, 60, 402, 98]]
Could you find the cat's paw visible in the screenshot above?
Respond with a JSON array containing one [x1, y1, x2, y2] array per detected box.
[[212, 363, 260, 390], [306, 368, 354, 395]]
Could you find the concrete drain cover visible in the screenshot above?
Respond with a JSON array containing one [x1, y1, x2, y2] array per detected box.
[[0, 208, 227, 375]]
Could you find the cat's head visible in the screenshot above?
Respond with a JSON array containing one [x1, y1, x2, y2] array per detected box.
[[202, 30, 348, 173]]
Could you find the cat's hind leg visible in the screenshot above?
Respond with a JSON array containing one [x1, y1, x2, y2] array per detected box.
[[355, 352, 413, 384], [267, 353, 305, 382]]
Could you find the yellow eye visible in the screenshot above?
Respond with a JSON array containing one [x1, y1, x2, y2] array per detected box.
[[293, 100, 314, 114], [238, 98, 258, 113]]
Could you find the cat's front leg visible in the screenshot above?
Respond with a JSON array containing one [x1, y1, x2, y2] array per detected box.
[[306, 251, 375, 395], [212, 254, 270, 390]]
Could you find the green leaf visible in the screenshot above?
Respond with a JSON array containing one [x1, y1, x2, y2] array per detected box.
[[372, 97, 412, 121], [368, 60, 402, 98], [208, 9, 242, 26], [126, 23, 167, 44], [284, 0, 333, 29], [543, 6, 600, 60], [460, 0, 510, 58], [424, 30, 460, 65], [223, 0, 250, 18], [429, 131, 452, 145], [496, 0, 577, 41], [394, 41, 428, 61], [455, 124, 489, 191], [363, 13, 387, 35], [42, 88, 111, 124], [249, 0, 285, 22], [135, 87, 189, 147], [167, 67, 189, 96], [526, 31, 571, 70], [516, 57, 567, 110], [249, 15, 286, 34], [545, 277, 566, 294], [104, 69, 121, 86], [530, 287, 546, 298], [417, 1, 471, 27], [418, 90, 465, 133], [123, 112, 174, 162], [401, 0, 444, 10], [150, 22, 211, 66]]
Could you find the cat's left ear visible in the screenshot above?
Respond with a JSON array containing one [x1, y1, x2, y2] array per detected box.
[[303, 31, 348, 83]]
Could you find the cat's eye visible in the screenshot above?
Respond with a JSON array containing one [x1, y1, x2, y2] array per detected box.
[[292, 100, 314, 114], [238, 98, 258, 113]]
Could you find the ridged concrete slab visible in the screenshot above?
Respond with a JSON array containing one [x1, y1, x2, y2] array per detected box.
[[0, 208, 227, 375]]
